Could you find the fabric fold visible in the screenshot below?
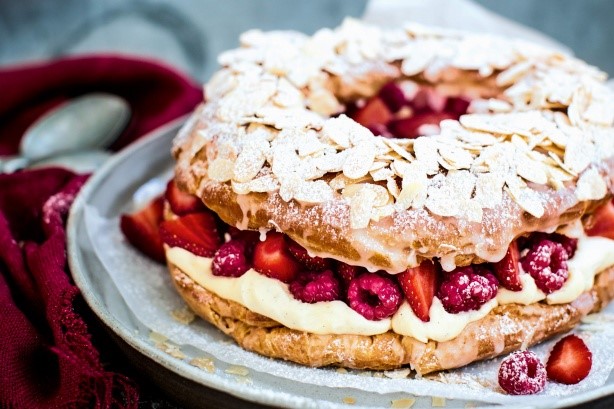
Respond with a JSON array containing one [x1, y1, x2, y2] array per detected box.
[[0, 55, 202, 408]]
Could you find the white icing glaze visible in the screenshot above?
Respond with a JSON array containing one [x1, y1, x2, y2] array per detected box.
[[165, 235, 614, 342]]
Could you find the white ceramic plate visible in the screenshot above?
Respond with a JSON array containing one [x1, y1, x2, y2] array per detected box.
[[67, 118, 614, 409]]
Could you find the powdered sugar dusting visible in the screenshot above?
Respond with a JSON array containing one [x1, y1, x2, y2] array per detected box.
[[180, 18, 613, 225], [84, 206, 614, 407], [172, 18, 614, 272], [498, 350, 547, 395]]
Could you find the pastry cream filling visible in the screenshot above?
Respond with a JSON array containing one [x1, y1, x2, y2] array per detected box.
[[165, 235, 614, 342], [167, 246, 391, 335], [391, 298, 497, 343]]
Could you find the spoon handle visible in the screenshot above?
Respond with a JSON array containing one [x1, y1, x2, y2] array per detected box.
[[0, 156, 29, 173]]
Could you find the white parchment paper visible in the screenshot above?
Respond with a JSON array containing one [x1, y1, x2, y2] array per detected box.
[[362, 0, 572, 54]]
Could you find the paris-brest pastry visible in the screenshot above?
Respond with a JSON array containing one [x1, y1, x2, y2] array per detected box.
[[159, 19, 614, 375]]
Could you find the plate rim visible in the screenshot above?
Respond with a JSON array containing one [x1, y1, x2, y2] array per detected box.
[[66, 118, 614, 409], [66, 117, 343, 409]]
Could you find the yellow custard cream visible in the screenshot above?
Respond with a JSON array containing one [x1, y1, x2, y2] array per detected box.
[[391, 298, 497, 343], [165, 235, 614, 342], [167, 246, 390, 335]]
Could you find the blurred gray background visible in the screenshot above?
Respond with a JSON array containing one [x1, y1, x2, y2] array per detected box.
[[0, 0, 612, 81]]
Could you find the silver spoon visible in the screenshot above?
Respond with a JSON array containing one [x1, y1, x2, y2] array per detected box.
[[1, 93, 130, 172], [27, 150, 113, 173]]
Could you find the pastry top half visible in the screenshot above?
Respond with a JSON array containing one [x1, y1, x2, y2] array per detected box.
[[172, 18, 614, 273]]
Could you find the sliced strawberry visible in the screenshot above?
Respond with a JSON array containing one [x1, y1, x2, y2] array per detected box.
[[397, 260, 438, 322], [378, 82, 406, 112], [366, 123, 393, 138], [165, 179, 206, 215], [493, 241, 523, 291], [252, 232, 301, 283], [445, 96, 471, 115], [159, 212, 221, 257], [353, 97, 393, 130], [287, 240, 330, 271], [409, 88, 430, 113], [120, 196, 166, 263], [388, 112, 456, 139], [585, 200, 614, 240], [546, 334, 592, 385]]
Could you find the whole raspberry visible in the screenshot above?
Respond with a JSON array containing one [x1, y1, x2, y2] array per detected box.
[[498, 351, 547, 395], [443, 264, 491, 278], [289, 270, 340, 303], [524, 232, 578, 258], [553, 234, 578, 258], [287, 240, 330, 271], [336, 262, 366, 286], [438, 267, 498, 314], [347, 273, 402, 320], [521, 239, 569, 294], [212, 240, 249, 277]]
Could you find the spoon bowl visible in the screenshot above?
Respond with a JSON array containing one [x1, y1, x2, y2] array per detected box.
[[1, 93, 130, 173], [29, 150, 112, 173], [20, 93, 130, 161]]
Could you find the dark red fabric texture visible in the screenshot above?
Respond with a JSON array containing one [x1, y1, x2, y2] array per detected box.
[[0, 56, 202, 408], [0, 55, 203, 155]]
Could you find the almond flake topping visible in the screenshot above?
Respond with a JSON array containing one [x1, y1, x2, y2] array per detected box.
[[184, 18, 613, 232]]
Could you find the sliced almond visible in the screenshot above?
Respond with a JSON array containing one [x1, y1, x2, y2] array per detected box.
[[505, 181, 544, 218], [343, 142, 376, 179], [343, 183, 390, 207], [413, 138, 440, 175], [208, 158, 235, 182], [233, 137, 269, 183], [190, 357, 215, 373], [474, 173, 505, 209], [515, 153, 548, 185], [371, 166, 395, 181], [575, 167, 607, 201], [438, 144, 473, 170], [564, 134, 595, 174], [293, 180, 334, 204], [349, 187, 377, 229]]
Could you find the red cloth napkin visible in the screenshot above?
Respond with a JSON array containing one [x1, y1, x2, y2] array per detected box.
[[0, 56, 202, 408]]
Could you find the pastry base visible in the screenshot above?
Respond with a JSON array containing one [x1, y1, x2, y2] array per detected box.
[[168, 262, 614, 374]]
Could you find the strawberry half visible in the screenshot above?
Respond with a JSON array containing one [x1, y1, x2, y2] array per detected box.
[[546, 334, 592, 385], [444, 96, 470, 115], [252, 232, 301, 283], [493, 241, 523, 291], [165, 179, 206, 215], [287, 240, 330, 271], [409, 88, 447, 113], [585, 200, 614, 240], [353, 97, 393, 130], [378, 82, 406, 112], [120, 196, 166, 263], [397, 260, 438, 322], [159, 212, 221, 257]]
